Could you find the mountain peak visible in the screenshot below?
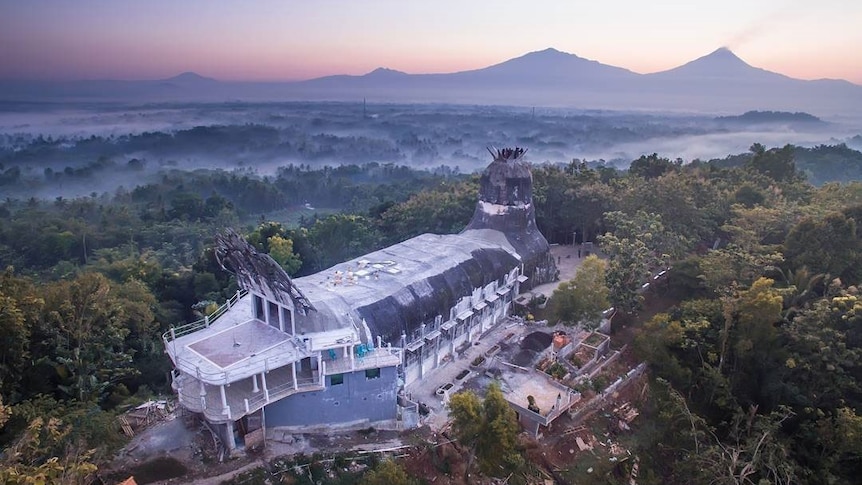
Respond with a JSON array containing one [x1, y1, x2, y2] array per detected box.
[[365, 67, 407, 77], [164, 72, 216, 83], [649, 47, 778, 80], [705, 47, 746, 62], [521, 47, 577, 60]]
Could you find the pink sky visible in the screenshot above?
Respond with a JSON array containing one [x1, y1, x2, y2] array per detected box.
[[1, 0, 860, 84]]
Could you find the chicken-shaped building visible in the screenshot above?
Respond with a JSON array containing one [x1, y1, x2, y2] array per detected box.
[[164, 147, 557, 450]]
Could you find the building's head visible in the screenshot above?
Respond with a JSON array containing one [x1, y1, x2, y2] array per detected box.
[[462, 147, 557, 287]]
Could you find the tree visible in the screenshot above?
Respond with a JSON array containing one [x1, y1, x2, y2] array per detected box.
[[785, 211, 862, 282], [747, 144, 802, 183], [0, 269, 41, 398], [599, 211, 676, 314], [477, 382, 523, 476], [447, 390, 483, 476], [448, 382, 523, 479], [377, 179, 477, 244], [267, 234, 302, 275], [38, 273, 138, 403], [629, 153, 681, 179], [305, 214, 382, 271], [360, 459, 417, 485], [551, 255, 610, 328], [0, 416, 98, 485]]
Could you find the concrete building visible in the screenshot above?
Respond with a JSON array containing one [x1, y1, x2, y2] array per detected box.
[[163, 147, 557, 450]]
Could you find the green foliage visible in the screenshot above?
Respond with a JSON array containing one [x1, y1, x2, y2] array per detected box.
[[448, 383, 523, 478], [748, 143, 804, 183], [785, 210, 862, 281], [246, 222, 303, 275], [628, 153, 681, 179], [551, 254, 609, 328], [600, 210, 677, 314], [360, 459, 418, 485], [0, 416, 98, 485], [377, 178, 477, 245]]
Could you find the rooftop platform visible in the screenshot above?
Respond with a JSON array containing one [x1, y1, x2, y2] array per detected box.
[[165, 295, 307, 386], [188, 320, 291, 368], [499, 366, 578, 424]]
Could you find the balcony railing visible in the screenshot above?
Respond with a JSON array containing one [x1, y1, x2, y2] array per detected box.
[[173, 366, 324, 423], [162, 289, 248, 345]]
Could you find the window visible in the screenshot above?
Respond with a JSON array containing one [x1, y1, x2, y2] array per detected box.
[[268, 301, 279, 328], [365, 368, 381, 380], [330, 374, 344, 386], [253, 295, 265, 321]]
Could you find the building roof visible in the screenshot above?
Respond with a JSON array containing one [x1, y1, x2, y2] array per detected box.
[[293, 232, 521, 345]]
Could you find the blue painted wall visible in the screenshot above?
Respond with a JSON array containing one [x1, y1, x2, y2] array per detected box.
[[264, 366, 398, 427]]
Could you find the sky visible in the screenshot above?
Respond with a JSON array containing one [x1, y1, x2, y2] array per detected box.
[[1, 0, 861, 84]]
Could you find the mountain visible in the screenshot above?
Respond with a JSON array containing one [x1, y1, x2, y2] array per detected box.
[[639, 48, 862, 115], [436, 48, 638, 86], [648, 47, 789, 82], [161, 72, 218, 85], [1, 48, 860, 116]]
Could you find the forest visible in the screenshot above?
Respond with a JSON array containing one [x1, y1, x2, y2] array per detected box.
[[3, 139, 862, 483]]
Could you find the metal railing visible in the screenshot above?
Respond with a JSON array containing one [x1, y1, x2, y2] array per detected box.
[[162, 289, 248, 344]]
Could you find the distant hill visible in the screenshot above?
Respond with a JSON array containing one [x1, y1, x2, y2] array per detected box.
[[715, 110, 823, 124], [162, 72, 218, 85], [708, 144, 862, 185], [2, 47, 861, 116]]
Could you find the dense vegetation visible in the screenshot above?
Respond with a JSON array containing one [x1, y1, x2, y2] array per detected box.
[[715, 110, 823, 124], [4, 141, 862, 482]]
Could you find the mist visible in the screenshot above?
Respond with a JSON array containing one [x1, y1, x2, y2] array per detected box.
[[1, 101, 860, 200]]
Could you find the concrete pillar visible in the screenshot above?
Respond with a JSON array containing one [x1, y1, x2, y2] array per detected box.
[[252, 374, 259, 393], [320, 360, 326, 386], [224, 421, 236, 451], [278, 306, 286, 332], [219, 384, 228, 410], [261, 372, 269, 401], [449, 329, 455, 358], [349, 345, 355, 371], [291, 362, 298, 390]]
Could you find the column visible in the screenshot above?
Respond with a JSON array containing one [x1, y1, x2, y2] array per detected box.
[[224, 421, 236, 451], [261, 371, 269, 401], [219, 384, 228, 411], [252, 374, 259, 393]]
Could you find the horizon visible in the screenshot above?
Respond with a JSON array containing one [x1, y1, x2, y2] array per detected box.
[[1, 0, 861, 84]]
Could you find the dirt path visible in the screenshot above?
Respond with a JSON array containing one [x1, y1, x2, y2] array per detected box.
[[529, 244, 595, 298]]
